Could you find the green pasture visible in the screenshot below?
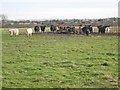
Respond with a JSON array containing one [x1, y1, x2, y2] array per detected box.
[[2, 27, 118, 88]]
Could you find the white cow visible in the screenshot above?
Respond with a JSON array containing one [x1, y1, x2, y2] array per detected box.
[[92, 27, 95, 32], [105, 27, 110, 33], [27, 28, 32, 36], [9, 29, 19, 36]]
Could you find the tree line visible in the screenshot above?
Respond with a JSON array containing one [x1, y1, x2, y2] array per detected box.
[[0, 14, 118, 28]]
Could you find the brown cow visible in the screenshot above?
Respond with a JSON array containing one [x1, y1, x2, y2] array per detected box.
[[73, 25, 83, 35], [57, 25, 83, 34], [58, 25, 68, 33]]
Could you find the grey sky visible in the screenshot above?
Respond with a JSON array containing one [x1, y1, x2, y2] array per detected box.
[[0, 0, 119, 20]]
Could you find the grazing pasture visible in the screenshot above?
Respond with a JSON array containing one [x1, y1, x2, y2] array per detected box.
[[2, 27, 118, 88]]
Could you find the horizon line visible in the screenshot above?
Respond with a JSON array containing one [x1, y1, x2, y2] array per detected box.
[[7, 17, 118, 21]]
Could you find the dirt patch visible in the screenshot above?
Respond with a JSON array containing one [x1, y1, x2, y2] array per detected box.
[[33, 32, 119, 36]]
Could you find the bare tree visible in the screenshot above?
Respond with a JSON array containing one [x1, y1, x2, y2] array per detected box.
[[0, 14, 8, 22], [0, 14, 8, 27]]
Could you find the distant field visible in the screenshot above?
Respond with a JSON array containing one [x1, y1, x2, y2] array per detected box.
[[2, 27, 118, 88]]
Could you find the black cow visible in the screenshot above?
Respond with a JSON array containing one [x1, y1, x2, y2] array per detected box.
[[97, 25, 108, 34], [34, 26, 40, 32], [50, 25, 56, 32], [40, 25, 46, 32]]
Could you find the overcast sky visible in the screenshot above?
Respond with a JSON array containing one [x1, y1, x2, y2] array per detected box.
[[0, 0, 119, 20]]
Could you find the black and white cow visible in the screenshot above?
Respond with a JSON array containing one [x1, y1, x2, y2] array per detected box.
[[87, 25, 93, 34], [34, 25, 40, 32]]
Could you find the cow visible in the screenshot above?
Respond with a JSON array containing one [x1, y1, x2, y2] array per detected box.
[[26, 28, 32, 36], [105, 26, 110, 33], [92, 26, 95, 33], [40, 25, 46, 32], [58, 25, 67, 31], [9, 29, 19, 36], [66, 26, 75, 34], [97, 25, 103, 34], [87, 25, 93, 34], [50, 25, 56, 32], [34, 25, 40, 32], [73, 25, 83, 35], [57, 25, 68, 33], [97, 25, 110, 34], [81, 25, 93, 36], [57, 25, 82, 34], [81, 25, 90, 36]]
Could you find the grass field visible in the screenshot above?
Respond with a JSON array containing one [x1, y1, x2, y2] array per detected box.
[[2, 28, 118, 88]]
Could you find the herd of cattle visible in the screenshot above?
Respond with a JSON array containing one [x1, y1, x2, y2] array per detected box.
[[9, 25, 110, 36]]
